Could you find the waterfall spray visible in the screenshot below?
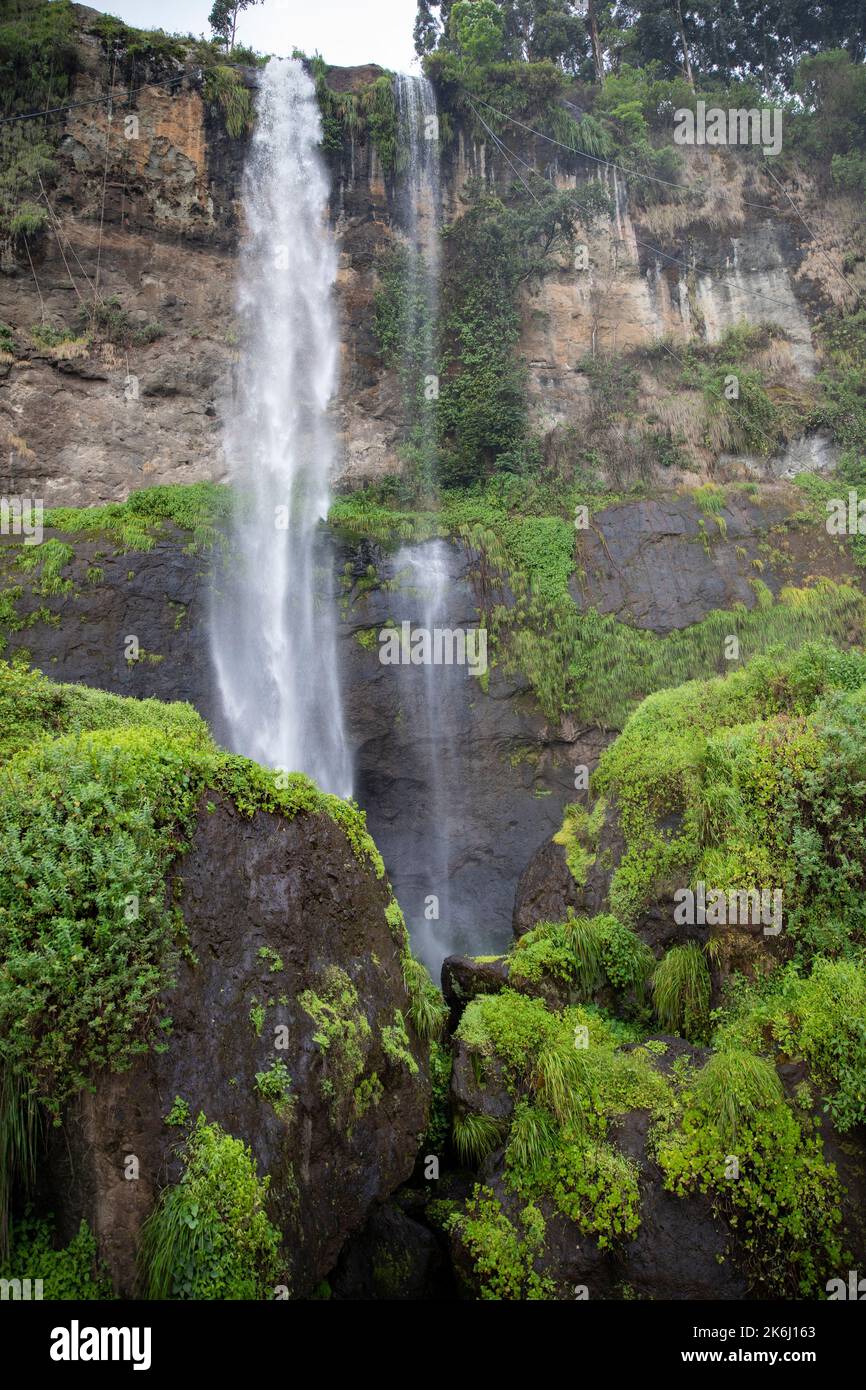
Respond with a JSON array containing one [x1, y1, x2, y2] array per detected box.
[[210, 58, 351, 797]]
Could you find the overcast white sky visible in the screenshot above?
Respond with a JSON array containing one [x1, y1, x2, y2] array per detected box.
[[104, 0, 422, 70]]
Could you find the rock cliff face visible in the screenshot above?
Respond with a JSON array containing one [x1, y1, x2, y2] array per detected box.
[[2, 10, 857, 504]]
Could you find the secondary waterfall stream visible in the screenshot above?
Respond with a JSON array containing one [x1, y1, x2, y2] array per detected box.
[[389, 75, 459, 971], [395, 73, 441, 483], [210, 58, 352, 798]]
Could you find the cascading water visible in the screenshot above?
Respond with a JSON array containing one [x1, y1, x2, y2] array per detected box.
[[390, 538, 461, 973], [389, 76, 461, 972], [209, 58, 352, 798], [395, 73, 441, 481]]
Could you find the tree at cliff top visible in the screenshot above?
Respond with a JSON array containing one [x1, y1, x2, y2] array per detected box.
[[209, 0, 262, 53], [415, 0, 604, 77]]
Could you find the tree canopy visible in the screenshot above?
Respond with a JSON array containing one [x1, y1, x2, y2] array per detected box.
[[415, 0, 866, 90]]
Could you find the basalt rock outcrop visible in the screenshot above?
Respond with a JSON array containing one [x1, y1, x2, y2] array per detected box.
[[44, 794, 430, 1298]]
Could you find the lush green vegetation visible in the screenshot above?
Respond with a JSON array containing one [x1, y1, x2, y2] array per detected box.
[[0, 1213, 114, 1298], [716, 958, 866, 1134], [446, 989, 671, 1293], [311, 58, 401, 170], [0, 0, 78, 245], [138, 1113, 282, 1299], [41, 482, 234, 553], [444, 639, 866, 1295], [592, 641, 866, 956], [657, 1050, 846, 1297], [417, 2, 865, 94], [435, 181, 609, 485], [0, 485, 236, 660], [509, 912, 654, 1003]]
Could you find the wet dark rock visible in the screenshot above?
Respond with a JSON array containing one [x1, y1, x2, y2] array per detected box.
[[512, 839, 583, 939], [328, 1199, 453, 1300], [441, 954, 510, 1028], [449, 1040, 746, 1301], [572, 491, 857, 633], [451, 1040, 513, 1125]]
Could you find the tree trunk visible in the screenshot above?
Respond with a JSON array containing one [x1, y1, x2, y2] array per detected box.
[[588, 0, 605, 83], [675, 0, 695, 88]]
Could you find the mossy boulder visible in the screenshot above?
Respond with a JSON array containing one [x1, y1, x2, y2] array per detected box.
[[0, 664, 435, 1296]]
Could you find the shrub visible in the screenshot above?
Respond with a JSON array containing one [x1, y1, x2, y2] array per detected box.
[[445, 1186, 554, 1300], [138, 1114, 282, 1299], [0, 1214, 113, 1299]]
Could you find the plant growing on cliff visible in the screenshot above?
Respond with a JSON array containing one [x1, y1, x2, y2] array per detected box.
[[657, 1074, 845, 1298], [299, 966, 373, 1124], [509, 913, 654, 1001], [452, 1110, 504, 1165], [311, 59, 400, 171], [138, 1113, 282, 1299], [0, 665, 413, 1238], [686, 1049, 783, 1145], [254, 1060, 295, 1122], [75, 297, 163, 350], [0, 1, 78, 245], [650, 943, 711, 1041], [202, 65, 254, 138], [445, 1186, 555, 1300], [715, 957, 866, 1134], [436, 178, 609, 485], [42, 481, 234, 553]]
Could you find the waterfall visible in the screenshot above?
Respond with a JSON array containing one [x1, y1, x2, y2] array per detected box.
[[395, 73, 441, 481], [390, 76, 458, 971], [391, 538, 462, 973], [209, 58, 352, 798], [395, 73, 440, 278]]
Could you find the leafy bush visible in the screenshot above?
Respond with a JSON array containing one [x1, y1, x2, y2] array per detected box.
[[138, 1114, 282, 1299], [716, 958, 866, 1133], [0, 1214, 113, 1299], [254, 1060, 294, 1121], [444, 1186, 554, 1299]]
